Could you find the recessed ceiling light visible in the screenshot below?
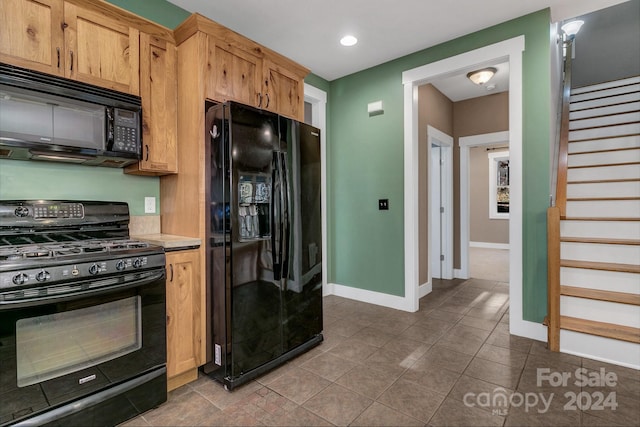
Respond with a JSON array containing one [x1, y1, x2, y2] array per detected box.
[[340, 35, 358, 47]]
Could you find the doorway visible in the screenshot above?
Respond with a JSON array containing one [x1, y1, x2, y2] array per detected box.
[[402, 36, 548, 342]]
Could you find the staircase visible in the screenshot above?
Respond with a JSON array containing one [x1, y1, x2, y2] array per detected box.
[[548, 75, 640, 367]]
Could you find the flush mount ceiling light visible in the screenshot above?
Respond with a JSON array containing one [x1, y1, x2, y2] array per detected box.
[[467, 67, 497, 85], [561, 20, 584, 39], [340, 35, 358, 47]]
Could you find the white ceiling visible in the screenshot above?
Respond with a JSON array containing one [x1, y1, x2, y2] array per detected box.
[[167, 0, 627, 100]]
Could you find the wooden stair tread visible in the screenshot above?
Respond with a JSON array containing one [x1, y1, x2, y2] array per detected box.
[[561, 237, 640, 245], [567, 178, 640, 184], [562, 217, 640, 221], [568, 161, 640, 169], [560, 285, 640, 305], [566, 196, 639, 201], [560, 316, 640, 344], [560, 259, 640, 273]]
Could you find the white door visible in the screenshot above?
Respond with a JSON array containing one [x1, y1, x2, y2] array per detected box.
[[428, 126, 453, 281], [431, 144, 442, 278]]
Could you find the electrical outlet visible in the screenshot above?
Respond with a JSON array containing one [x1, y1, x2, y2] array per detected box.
[[144, 197, 156, 214], [378, 199, 389, 210]]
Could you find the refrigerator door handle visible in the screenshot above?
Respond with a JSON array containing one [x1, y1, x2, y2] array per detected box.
[[271, 152, 283, 280], [280, 152, 291, 282]]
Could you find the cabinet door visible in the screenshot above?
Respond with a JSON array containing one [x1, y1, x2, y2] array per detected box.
[[166, 249, 202, 382], [63, 2, 139, 94], [0, 0, 64, 75], [262, 58, 304, 120], [206, 37, 262, 107], [126, 33, 178, 175]]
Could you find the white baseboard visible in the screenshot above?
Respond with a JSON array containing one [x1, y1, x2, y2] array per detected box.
[[454, 269, 468, 279], [509, 316, 547, 342], [326, 282, 416, 312], [470, 241, 510, 250], [419, 281, 432, 298]]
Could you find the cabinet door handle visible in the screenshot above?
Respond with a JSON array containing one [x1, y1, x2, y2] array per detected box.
[[145, 144, 149, 161], [69, 50, 73, 72], [265, 93, 270, 108], [257, 93, 262, 108], [56, 47, 60, 68], [169, 264, 174, 282]]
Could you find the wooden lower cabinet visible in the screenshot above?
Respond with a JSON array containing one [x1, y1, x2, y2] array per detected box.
[[165, 248, 202, 391]]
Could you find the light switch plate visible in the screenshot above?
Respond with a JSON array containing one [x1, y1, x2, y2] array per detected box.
[[144, 197, 156, 214]]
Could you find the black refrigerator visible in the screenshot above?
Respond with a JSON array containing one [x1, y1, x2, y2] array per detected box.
[[203, 101, 323, 390]]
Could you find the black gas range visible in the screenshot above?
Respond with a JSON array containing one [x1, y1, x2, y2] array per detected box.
[[0, 200, 167, 426]]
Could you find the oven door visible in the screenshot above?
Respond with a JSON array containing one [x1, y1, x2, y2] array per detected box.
[[0, 268, 166, 426]]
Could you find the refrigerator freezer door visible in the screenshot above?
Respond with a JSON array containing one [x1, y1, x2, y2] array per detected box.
[[280, 118, 323, 353]]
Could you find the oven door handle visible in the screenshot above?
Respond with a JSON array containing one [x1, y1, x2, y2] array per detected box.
[[0, 269, 165, 309]]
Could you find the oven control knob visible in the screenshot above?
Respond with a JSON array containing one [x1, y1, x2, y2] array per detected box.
[[132, 258, 142, 269], [116, 260, 126, 271], [14, 206, 29, 217], [36, 270, 51, 282], [88, 263, 100, 275], [12, 273, 28, 285]]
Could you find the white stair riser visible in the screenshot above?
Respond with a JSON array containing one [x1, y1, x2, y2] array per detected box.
[[569, 135, 640, 154], [568, 149, 640, 167], [567, 164, 640, 181], [569, 123, 640, 141], [571, 93, 640, 111], [560, 330, 640, 370], [569, 111, 640, 130], [566, 199, 640, 218], [560, 296, 640, 328], [570, 83, 640, 103], [561, 220, 640, 239], [561, 267, 640, 294], [567, 181, 640, 198], [561, 241, 640, 265], [570, 101, 640, 120], [571, 76, 640, 95]]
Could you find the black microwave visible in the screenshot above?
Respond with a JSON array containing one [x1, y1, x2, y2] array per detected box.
[[0, 63, 142, 168]]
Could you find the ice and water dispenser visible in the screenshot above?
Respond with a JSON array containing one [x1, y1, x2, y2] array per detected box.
[[238, 174, 271, 240]]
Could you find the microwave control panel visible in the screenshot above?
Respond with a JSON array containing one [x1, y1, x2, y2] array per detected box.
[[111, 108, 140, 155]]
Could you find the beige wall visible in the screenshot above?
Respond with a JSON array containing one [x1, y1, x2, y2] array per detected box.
[[453, 92, 509, 267], [469, 145, 509, 244], [418, 84, 453, 285]]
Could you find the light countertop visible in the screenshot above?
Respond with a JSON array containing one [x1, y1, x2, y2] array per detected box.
[[132, 233, 201, 250]]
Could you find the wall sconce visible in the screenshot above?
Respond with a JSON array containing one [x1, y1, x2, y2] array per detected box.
[[467, 67, 497, 85], [561, 20, 584, 40]]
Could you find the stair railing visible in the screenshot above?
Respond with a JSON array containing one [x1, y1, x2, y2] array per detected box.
[[547, 35, 575, 352]]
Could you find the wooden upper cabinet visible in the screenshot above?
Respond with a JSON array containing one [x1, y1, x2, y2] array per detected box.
[[126, 33, 178, 175], [0, 0, 140, 95], [262, 58, 304, 120], [63, 2, 139, 95], [205, 37, 262, 108], [175, 14, 309, 121], [0, 0, 65, 76]]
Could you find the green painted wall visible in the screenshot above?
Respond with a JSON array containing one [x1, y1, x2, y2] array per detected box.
[[328, 9, 551, 322], [105, 0, 189, 29], [0, 160, 160, 215]]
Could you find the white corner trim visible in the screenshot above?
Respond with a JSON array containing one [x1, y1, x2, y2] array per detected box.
[[454, 269, 468, 279], [304, 83, 329, 298]]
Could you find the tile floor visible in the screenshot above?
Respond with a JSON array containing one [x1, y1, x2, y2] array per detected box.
[[123, 278, 640, 426]]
